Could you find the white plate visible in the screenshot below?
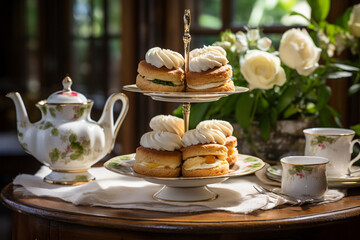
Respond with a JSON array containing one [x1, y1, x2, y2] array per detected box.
[[104, 153, 265, 188], [123, 84, 248, 103], [266, 165, 360, 188]]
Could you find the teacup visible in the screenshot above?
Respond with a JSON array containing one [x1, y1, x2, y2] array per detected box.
[[303, 128, 360, 177], [281, 156, 328, 200]]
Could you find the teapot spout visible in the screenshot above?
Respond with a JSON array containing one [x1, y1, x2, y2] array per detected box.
[[6, 92, 31, 128]]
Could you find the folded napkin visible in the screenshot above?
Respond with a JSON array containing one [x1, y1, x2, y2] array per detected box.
[[13, 166, 343, 214]]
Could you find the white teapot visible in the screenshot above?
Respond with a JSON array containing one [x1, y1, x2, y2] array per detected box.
[[7, 76, 129, 185]]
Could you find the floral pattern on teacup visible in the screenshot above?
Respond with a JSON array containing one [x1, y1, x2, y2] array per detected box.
[[310, 135, 336, 150], [289, 165, 313, 177]]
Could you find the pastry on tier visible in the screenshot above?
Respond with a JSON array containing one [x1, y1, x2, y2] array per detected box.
[[134, 131, 183, 177], [196, 120, 238, 166], [149, 115, 185, 136], [224, 136, 238, 166], [136, 47, 185, 92], [186, 46, 235, 92], [181, 128, 229, 177]]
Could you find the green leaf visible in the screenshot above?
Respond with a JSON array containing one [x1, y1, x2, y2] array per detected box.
[[70, 141, 83, 152], [349, 84, 360, 95], [319, 107, 332, 127], [207, 98, 227, 116], [220, 94, 239, 117], [49, 108, 56, 118], [335, 7, 352, 30], [307, 0, 330, 22], [316, 85, 331, 111], [256, 95, 269, 113], [269, 108, 278, 129], [43, 122, 54, 130], [351, 124, 360, 137], [69, 133, 77, 143], [283, 104, 299, 119], [173, 105, 183, 117], [49, 148, 60, 163], [259, 116, 271, 141], [289, 11, 311, 23], [51, 128, 59, 136], [188, 103, 210, 129], [235, 92, 255, 132], [277, 85, 297, 113]]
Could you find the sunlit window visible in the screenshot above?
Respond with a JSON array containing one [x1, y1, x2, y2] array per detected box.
[[190, 0, 311, 49], [233, 0, 310, 27], [72, 0, 122, 106]]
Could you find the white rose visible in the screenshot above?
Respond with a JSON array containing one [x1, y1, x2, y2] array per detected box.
[[235, 31, 248, 53], [257, 37, 272, 51], [279, 28, 321, 76], [240, 50, 286, 90], [247, 29, 260, 42], [348, 4, 360, 37]]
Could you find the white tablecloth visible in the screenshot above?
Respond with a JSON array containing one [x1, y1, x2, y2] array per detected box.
[[13, 165, 344, 214]]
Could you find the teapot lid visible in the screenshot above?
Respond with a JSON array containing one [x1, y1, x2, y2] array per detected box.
[[46, 76, 88, 104]]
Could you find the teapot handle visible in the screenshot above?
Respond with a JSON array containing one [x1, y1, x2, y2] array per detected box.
[[98, 93, 129, 152]]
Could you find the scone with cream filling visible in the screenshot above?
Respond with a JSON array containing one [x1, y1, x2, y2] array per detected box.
[[134, 131, 183, 177], [196, 119, 238, 165], [136, 47, 185, 92], [181, 128, 229, 177], [186, 46, 235, 92]]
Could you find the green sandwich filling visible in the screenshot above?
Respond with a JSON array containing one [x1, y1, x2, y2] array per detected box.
[[152, 79, 175, 86], [141, 75, 176, 87]]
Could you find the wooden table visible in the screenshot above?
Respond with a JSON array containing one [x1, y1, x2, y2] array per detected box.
[[2, 183, 360, 240]]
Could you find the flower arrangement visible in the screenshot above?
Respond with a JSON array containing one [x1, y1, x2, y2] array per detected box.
[[174, 0, 359, 158]]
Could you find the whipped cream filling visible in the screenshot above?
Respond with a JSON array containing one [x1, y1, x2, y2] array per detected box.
[[150, 115, 184, 136], [140, 131, 183, 151], [196, 119, 233, 137], [183, 156, 228, 171], [182, 128, 226, 147], [145, 47, 184, 69], [187, 80, 229, 90], [189, 46, 228, 72]]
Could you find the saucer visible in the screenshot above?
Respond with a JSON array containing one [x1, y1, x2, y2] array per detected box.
[[266, 165, 360, 188]]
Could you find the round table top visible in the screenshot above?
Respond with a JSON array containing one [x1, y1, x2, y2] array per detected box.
[[2, 183, 360, 234]]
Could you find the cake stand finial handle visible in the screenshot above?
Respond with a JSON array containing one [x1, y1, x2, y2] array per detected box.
[[183, 10, 192, 132], [183, 9, 191, 75]]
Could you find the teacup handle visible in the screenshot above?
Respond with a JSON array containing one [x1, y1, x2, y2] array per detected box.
[[348, 139, 360, 174]]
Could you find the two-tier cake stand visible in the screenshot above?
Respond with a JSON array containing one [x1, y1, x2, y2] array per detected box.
[[104, 10, 265, 202]]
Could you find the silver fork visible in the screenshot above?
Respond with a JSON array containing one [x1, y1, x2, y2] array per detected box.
[[253, 185, 322, 206]]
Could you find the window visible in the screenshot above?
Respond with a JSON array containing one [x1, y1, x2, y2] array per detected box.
[[189, 0, 310, 48]]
